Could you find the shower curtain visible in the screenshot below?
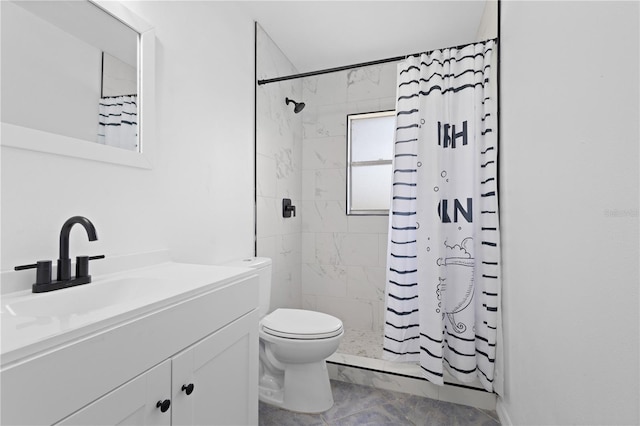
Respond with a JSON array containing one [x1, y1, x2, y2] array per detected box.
[[383, 40, 500, 392], [98, 95, 138, 151]]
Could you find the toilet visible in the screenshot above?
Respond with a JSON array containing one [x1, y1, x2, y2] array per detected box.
[[225, 257, 343, 413]]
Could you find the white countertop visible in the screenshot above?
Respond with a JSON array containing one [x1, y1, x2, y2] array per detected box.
[[1, 261, 254, 367]]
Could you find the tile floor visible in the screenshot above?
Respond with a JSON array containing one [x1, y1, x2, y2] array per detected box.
[[259, 380, 500, 426], [336, 328, 383, 359]]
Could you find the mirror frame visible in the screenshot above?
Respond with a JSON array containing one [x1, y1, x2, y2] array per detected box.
[[0, 0, 155, 169]]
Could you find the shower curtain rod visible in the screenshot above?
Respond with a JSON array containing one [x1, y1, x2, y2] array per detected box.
[[100, 94, 137, 98], [257, 37, 497, 86]]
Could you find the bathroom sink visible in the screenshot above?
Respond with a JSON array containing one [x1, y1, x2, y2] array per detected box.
[[1, 261, 256, 366], [2, 277, 171, 318]]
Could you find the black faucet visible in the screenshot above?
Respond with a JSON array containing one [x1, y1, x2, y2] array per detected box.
[[58, 216, 98, 281], [14, 216, 104, 293]]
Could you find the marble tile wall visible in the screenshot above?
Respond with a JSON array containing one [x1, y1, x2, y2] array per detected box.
[[256, 25, 302, 310], [300, 62, 397, 332]]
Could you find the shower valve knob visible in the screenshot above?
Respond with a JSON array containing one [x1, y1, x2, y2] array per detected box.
[[282, 198, 296, 218]]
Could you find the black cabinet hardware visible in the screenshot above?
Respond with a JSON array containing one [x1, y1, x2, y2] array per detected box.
[[156, 399, 171, 413]]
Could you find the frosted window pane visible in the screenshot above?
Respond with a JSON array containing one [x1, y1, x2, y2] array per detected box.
[[351, 164, 392, 211], [351, 115, 395, 162]]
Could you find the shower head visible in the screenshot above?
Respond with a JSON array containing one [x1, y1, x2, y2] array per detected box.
[[285, 97, 305, 114]]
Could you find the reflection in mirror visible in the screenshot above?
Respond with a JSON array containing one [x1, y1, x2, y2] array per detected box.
[[1, 0, 140, 152]]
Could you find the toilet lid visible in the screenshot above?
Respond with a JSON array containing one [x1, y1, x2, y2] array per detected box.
[[261, 309, 343, 339]]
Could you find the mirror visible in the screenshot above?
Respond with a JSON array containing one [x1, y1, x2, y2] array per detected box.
[[1, 0, 155, 168]]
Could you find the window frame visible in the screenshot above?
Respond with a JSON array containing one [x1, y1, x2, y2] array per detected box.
[[346, 109, 396, 216]]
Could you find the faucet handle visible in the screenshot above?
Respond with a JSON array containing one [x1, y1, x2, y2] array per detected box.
[[76, 256, 89, 278], [36, 261, 52, 285], [76, 255, 105, 279], [15, 260, 52, 285]]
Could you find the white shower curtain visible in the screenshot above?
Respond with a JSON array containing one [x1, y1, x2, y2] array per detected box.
[[98, 95, 138, 151], [383, 40, 500, 392]]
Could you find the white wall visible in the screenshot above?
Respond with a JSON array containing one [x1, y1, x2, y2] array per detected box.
[[476, 0, 498, 41], [126, 1, 255, 265], [102, 53, 137, 97], [256, 25, 303, 310], [499, 1, 639, 425], [1, 2, 256, 276]]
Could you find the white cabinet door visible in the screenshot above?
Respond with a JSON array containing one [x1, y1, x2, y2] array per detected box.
[[171, 310, 259, 426], [55, 360, 172, 426]]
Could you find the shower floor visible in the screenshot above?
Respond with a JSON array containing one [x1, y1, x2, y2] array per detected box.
[[336, 327, 384, 359], [331, 326, 425, 380]]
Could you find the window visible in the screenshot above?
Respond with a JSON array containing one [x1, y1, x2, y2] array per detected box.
[[346, 110, 395, 215]]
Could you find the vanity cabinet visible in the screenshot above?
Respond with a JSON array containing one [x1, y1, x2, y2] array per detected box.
[[1, 270, 259, 426], [171, 311, 257, 426], [56, 360, 172, 426], [56, 311, 258, 426]]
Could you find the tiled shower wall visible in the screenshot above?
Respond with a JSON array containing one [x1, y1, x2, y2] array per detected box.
[[256, 24, 303, 310], [300, 64, 397, 332], [256, 25, 400, 329]]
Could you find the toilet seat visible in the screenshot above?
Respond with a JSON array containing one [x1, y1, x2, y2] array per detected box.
[[261, 308, 343, 340]]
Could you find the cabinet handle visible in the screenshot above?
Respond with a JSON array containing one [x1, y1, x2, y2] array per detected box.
[[181, 383, 195, 395], [156, 399, 171, 413]]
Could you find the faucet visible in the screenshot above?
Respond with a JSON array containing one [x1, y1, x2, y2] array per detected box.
[[57, 216, 98, 281], [14, 216, 104, 293]]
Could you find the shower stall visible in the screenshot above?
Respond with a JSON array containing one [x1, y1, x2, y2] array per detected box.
[[255, 22, 497, 409]]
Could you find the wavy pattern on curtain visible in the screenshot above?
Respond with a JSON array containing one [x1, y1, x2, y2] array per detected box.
[[383, 40, 500, 392], [98, 95, 138, 151]]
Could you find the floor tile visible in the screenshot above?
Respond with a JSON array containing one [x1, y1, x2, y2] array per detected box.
[[328, 402, 412, 425], [258, 380, 500, 426], [398, 394, 499, 426], [258, 401, 326, 426], [321, 380, 402, 423]]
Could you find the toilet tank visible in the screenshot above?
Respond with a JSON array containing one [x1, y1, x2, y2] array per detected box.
[[222, 257, 272, 317]]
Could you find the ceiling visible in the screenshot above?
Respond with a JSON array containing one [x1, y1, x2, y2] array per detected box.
[[241, 1, 488, 75]]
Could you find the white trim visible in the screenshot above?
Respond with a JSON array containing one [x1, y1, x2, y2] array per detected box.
[[1, 123, 151, 169], [496, 397, 513, 426], [90, 1, 153, 34], [137, 26, 156, 160]]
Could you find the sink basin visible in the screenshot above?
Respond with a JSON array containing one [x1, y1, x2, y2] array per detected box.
[[2, 277, 172, 318]]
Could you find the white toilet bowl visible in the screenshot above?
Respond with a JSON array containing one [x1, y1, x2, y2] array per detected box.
[[223, 258, 344, 414], [258, 308, 343, 413]]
